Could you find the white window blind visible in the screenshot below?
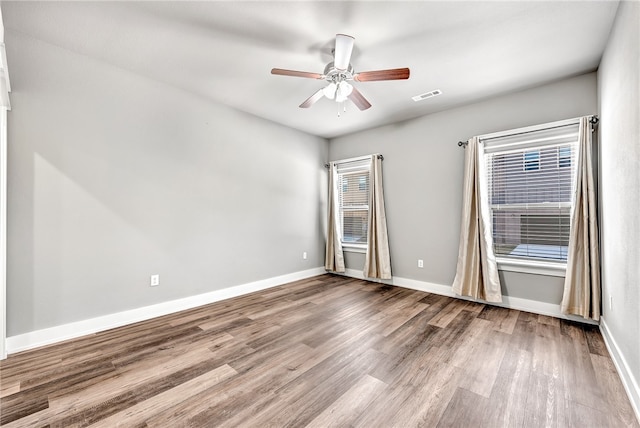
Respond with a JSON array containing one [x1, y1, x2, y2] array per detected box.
[[336, 158, 370, 246], [482, 122, 579, 263]]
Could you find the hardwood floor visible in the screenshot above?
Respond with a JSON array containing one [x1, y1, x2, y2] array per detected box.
[[1, 274, 637, 427]]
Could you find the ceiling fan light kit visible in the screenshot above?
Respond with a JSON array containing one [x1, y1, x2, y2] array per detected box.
[[323, 81, 353, 102], [271, 33, 410, 113]]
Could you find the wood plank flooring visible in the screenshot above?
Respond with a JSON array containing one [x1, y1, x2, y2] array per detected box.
[[1, 274, 638, 427]]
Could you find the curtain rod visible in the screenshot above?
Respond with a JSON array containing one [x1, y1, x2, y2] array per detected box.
[[457, 115, 599, 149], [324, 154, 384, 169]]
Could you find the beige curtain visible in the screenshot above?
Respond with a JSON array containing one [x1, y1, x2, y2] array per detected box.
[[561, 117, 600, 321], [325, 162, 345, 273], [364, 155, 392, 279], [452, 137, 502, 303]]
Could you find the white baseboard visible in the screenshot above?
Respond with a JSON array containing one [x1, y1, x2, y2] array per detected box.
[[599, 317, 640, 424], [6, 267, 325, 355], [6, 266, 600, 356], [339, 268, 597, 324]]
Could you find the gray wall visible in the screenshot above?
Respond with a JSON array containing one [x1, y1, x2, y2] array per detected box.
[[330, 73, 597, 304], [598, 0, 640, 405], [6, 32, 328, 336]]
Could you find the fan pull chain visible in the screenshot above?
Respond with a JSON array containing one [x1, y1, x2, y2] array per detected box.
[[337, 101, 347, 117]]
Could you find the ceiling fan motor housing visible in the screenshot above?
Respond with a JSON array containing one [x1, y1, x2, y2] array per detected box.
[[323, 62, 354, 83]]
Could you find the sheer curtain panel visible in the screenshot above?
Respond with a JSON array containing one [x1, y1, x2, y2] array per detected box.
[[363, 155, 392, 279], [325, 162, 345, 273], [452, 137, 503, 303], [561, 117, 601, 321]]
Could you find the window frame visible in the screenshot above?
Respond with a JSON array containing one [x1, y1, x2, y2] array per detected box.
[[334, 157, 371, 252], [478, 118, 582, 276]]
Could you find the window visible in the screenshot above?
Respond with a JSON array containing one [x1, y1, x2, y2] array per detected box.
[[558, 146, 571, 168], [336, 159, 370, 247], [523, 150, 540, 171], [482, 121, 579, 265], [358, 176, 367, 191]]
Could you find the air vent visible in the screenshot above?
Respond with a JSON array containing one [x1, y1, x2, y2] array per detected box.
[[412, 89, 442, 102]]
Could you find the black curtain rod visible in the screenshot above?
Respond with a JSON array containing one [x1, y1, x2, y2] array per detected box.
[[457, 115, 599, 149], [324, 154, 384, 169]]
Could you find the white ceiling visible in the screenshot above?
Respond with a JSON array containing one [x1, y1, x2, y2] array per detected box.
[[2, 1, 619, 139]]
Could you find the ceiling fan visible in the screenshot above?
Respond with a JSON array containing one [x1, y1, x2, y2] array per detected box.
[[271, 34, 410, 111]]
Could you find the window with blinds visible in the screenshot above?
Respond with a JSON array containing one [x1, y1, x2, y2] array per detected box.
[[336, 159, 370, 246], [482, 122, 579, 263]]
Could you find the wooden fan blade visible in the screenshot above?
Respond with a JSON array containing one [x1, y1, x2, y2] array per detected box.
[[354, 68, 410, 82], [348, 86, 372, 110], [271, 68, 324, 79], [299, 89, 325, 108]]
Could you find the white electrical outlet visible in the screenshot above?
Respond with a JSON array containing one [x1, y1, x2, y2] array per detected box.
[[303, 252, 308, 260], [150, 274, 160, 287], [418, 259, 424, 268]]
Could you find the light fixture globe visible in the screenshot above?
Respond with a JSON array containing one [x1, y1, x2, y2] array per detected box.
[[335, 81, 353, 102], [322, 82, 337, 100]]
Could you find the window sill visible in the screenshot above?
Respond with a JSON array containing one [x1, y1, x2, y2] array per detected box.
[[497, 257, 566, 277], [342, 244, 367, 254]]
